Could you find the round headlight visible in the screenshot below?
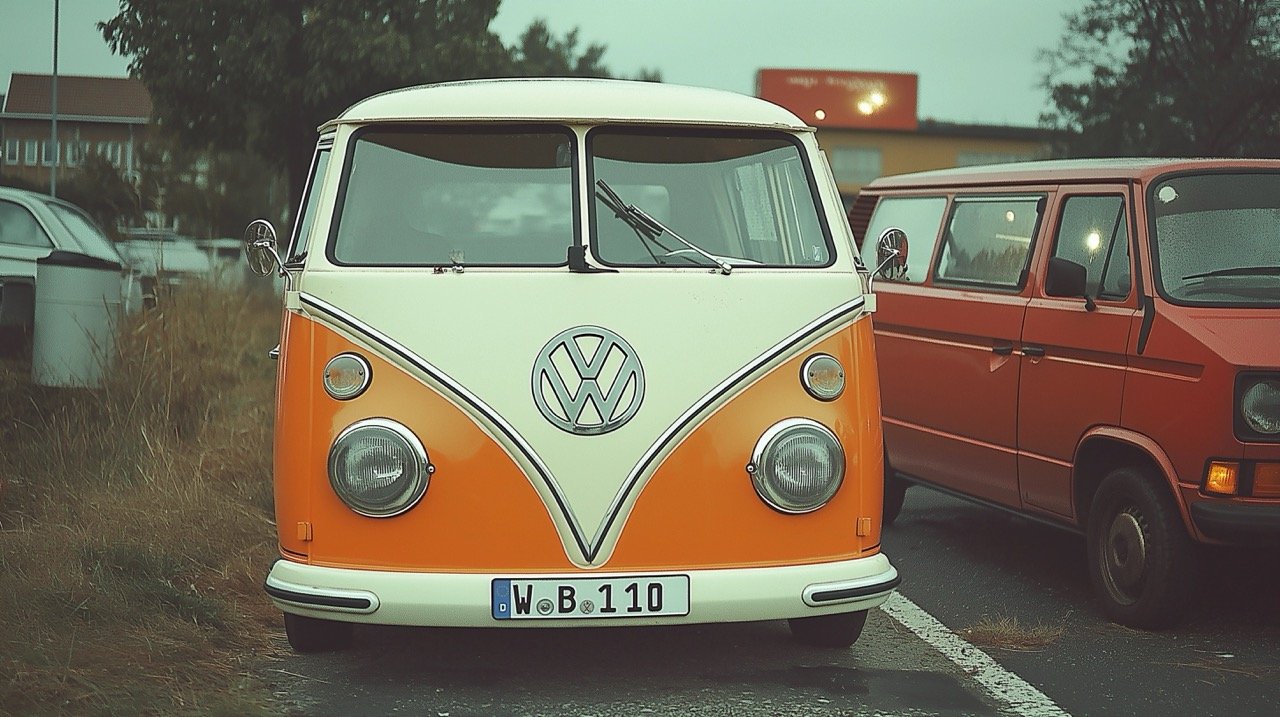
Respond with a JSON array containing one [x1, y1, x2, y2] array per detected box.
[[328, 418, 432, 517], [748, 418, 845, 513], [324, 353, 371, 400], [1241, 379, 1280, 435], [801, 354, 845, 401]]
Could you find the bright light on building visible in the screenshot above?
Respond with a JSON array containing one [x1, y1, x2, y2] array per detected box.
[[815, 109, 827, 120], [857, 101, 874, 115], [870, 91, 886, 107]]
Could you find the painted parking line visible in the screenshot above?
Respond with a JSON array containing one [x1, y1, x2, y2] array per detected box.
[[880, 593, 1070, 717]]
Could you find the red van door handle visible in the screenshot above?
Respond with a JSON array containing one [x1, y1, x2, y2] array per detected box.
[[1020, 346, 1046, 358], [992, 343, 1014, 356]]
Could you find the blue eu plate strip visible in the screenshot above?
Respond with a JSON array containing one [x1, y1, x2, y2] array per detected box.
[[491, 579, 511, 620]]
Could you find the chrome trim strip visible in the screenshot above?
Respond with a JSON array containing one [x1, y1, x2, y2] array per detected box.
[[299, 292, 865, 563], [297, 294, 593, 559], [265, 574, 380, 614], [801, 566, 901, 607], [589, 296, 867, 552]]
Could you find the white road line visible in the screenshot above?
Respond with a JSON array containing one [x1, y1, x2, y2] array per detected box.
[[880, 592, 1071, 717]]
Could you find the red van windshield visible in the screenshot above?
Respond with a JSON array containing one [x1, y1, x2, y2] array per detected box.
[[1151, 172, 1280, 307]]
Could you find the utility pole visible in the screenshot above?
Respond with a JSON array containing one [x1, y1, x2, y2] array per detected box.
[[50, 0, 60, 197]]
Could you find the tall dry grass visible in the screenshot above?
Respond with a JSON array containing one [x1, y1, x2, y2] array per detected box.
[[0, 281, 283, 716]]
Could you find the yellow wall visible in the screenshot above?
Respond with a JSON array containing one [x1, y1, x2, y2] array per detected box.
[[817, 127, 1050, 197]]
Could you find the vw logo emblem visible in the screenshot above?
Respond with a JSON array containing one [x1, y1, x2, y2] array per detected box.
[[532, 326, 644, 435]]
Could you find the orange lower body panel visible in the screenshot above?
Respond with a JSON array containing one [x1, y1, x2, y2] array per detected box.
[[275, 312, 883, 573]]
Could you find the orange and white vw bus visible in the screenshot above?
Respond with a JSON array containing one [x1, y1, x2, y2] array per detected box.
[[246, 79, 898, 652]]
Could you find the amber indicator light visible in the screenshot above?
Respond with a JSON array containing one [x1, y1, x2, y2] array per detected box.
[[1205, 461, 1239, 496]]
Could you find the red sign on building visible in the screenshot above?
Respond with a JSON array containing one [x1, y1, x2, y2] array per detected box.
[[756, 69, 918, 131]]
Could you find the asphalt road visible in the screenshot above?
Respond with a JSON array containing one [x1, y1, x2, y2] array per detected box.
[[268, 610, 1006, 716], [266, 487, 1280, 716], [883, 487, 1280, 717]]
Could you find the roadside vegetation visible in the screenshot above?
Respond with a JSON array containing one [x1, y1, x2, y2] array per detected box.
[[960, 615, 1065, 652], [0, 282, 282, 715]]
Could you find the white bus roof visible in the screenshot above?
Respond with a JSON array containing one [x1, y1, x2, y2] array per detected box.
[[325, 78, 809, 132]]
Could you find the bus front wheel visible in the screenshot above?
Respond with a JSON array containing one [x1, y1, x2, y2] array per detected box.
[[283, 612, 355, 653], [788, 610, 868, 648]]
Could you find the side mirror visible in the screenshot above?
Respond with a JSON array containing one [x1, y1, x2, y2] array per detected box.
[[873, 227, 909, 280], [243, 219, 283, 278], [1044, 256, 1096, 311]]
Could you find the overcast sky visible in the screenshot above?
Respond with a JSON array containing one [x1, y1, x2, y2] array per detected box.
[[0, 0, 1087, 127]]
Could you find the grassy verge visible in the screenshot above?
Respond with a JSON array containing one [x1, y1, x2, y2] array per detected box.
[[960, 615, 1065, 652], [0, 282, 283, 716]]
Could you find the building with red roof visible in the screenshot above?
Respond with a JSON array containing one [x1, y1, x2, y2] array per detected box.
[[0, 73, 153, 186]]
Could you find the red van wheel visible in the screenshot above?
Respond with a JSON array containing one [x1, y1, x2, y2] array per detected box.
[[1086, 467, 1198, 629], [283, 612, 355, 653], [788, 610, 869, 648], [883, 475, 907, 527], [882, 451, 907, 527]]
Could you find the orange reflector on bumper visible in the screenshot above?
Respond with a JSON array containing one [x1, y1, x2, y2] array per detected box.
[[1253, 463, 1280, 498]]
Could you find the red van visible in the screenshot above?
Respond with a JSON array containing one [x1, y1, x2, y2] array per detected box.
[[851, 159, 1280, 628]]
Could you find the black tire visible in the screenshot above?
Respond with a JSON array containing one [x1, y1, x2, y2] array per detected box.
[[788, 610, 869, 648], [883, 474, 908, 527], [283, 612, 355, 653], [1086, 467, 1198, 629]]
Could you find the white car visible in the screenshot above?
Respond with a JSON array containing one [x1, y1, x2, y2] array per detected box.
[[0, 186, 141, 334], [114, 227, 214, 301]]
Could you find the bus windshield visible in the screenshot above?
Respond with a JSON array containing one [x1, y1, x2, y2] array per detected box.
[[331, 127, 574, 267]]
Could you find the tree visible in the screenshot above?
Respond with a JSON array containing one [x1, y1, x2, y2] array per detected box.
[[101, 3, 657, 222], [509, 19, 661, 81], [1041, 0, 1280, 157], [133, 137, 285, 239], [102, 1, 511, 216], [56, 154, 143, 238]]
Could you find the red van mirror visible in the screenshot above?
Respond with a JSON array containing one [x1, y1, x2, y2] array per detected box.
[[1045, 256, 1096, 311]]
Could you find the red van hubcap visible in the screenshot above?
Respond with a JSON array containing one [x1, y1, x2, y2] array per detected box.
[[1103, 509, 1148, 603]]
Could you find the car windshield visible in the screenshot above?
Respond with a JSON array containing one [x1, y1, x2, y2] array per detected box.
[[331, 127, 574, 266], [44, 201, 122, 262], [590, 129, 831, 267], [1152, 172, 1280, 306]]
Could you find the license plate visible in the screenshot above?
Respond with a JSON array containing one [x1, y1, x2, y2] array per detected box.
[[491, 575, 690, 620]]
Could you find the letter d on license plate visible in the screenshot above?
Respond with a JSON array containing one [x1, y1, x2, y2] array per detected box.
[[492, 575, 690, 620]]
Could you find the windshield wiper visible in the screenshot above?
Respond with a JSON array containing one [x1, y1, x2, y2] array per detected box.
[[595, 179, 733, 275], [1183, 265, 1280, 281]]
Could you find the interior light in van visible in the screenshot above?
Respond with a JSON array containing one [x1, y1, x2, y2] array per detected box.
[[747, 419, 845, 514], [328, 418, 433, 517], [1085, 231, 1102, 253]]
